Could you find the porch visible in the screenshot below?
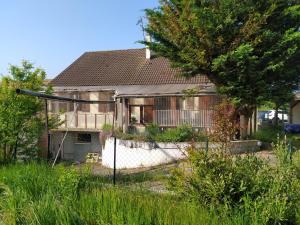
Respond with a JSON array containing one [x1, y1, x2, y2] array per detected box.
[[116, 95, 221, 131]]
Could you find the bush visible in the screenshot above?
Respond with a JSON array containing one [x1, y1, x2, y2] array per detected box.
[[251, 125, 283, 143], [169, 140, 300, 224], [145, 123, 161, 141], [155, 125, 194, 142], [102, 123, 113, 133], [209, 100, 239, 142], [116, 124, 205, 143]]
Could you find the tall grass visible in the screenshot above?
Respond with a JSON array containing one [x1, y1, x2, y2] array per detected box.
[[0, 163, 248, 225]]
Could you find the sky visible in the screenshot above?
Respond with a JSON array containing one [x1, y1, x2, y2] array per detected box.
[[0, 0, 159, 78]]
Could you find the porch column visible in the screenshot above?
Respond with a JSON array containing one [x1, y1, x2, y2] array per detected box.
[[122, 98, 129, 132], [170, 97, 178, 126], [74, 93, 78, 128]]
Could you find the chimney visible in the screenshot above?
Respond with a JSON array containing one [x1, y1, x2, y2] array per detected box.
[[145, 34, 151, 59]]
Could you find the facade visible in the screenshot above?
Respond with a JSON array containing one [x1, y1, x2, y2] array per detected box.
[[290, 92, 300, 124], [49, 48, 220, 162]]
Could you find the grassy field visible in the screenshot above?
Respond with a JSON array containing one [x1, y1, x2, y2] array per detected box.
[[0, 162, 252, 225]]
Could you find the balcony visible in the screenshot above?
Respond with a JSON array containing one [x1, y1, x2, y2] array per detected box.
[[154, 109, 213, 128], [52, 112, 114, 131]]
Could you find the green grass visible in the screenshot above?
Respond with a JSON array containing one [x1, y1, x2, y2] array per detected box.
[[0, 162, 249, 225]]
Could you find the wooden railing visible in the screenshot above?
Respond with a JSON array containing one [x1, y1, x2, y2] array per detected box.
[[53, 112, 114, 130], [154, 110, 213, 128]]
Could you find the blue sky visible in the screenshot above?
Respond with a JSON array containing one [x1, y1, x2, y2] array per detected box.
[[0, 0, 159, 78]]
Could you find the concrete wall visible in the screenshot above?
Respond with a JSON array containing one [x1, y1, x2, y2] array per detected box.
[[102, 138, 188, 169], [292, 102, 300, 124], [102, 138, 261, 169], [50, 132, 101, 162]]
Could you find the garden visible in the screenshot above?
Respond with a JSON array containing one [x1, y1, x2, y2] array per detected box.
[[1, 139, 300, 224], [1, 0, 300, 224]]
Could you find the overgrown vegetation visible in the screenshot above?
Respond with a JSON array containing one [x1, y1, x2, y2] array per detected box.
[[0, 163, 250, 225], [115, 124, 207, 143], [169, 139, 300, 225], [0, 61, 54, 162]]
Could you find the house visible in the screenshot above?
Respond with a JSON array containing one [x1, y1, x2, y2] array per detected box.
[[289, 91, 300, 124], [49, 48, 221, 162]]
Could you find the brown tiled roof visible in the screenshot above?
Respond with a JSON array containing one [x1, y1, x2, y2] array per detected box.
[[51, 48, 210, 86]]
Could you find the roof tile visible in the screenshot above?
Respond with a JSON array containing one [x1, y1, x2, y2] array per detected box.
[[51, 48, 210, 86]]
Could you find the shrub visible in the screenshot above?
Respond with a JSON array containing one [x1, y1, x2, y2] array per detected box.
[[251, 125, 284, 143], [209, 100, 239, 143], [102, 123, 113, 133], [145, 123, 161, 141], [156, 125, 194, 142], [114, 130, 147, 142], [169, 140, 300, 224], [116, 124, 203, 143]]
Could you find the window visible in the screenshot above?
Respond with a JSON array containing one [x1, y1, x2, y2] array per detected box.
[[77, 133, 91, 143], [130, 106, 153, 124], [130, 106, 141, 123], [78, 93, 90, 112], [99, 92, 115, 113]]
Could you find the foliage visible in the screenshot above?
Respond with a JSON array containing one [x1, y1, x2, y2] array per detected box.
[[145, 123, 161, 141], [102, 123, 113, 133], [209, 100, 239, 143], [0, 61, 50, 162], [169, 140, 300, 224], [114, 130, 147, 142], [144, 0, 300, 135], [116, 124, 205, 143], [155, 125, 194, 142], [0, 162, 251, 225], [251, 125, 284, 143]]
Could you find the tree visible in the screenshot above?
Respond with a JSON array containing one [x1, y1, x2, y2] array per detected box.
[[144, 0, 300, 137], [0, 61, 48, 162]]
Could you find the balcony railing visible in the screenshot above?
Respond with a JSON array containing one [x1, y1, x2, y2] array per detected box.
[[53, 112, 114, 130], [154, 109, 213, 128]]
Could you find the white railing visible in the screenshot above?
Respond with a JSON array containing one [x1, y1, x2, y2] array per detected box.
[[154, 110, 213, 128], [52, 112, 114, 130]]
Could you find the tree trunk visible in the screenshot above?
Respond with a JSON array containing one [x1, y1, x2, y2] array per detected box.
[[3, 143, 6, 162], [239, 106, 255, 140], [240, 114, 250, 140], [13, 139, 18, 161], [274, 107, 279, 126]]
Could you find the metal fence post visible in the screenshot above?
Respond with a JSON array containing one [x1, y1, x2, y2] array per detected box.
[[205, 137, 209, 155], [288, 140, 292, 162], [113, 136, 117, 185]]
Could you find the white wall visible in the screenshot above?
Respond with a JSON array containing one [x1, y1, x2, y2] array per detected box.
[[102, 138, 188, 169], [292, 102, 300, 124], [102, 138, 260, 169]]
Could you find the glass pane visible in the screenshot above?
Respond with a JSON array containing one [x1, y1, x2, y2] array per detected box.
[[130, 106, 140, 123]]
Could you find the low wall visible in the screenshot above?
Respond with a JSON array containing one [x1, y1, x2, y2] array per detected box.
[[102, 138, 261, 169]]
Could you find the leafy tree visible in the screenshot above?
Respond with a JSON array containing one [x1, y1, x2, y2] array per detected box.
[[144, 0, 300, 137], [0, 61, 48, 162]]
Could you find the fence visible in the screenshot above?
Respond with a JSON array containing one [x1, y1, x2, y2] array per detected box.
[[154, 109, 214, 127]]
